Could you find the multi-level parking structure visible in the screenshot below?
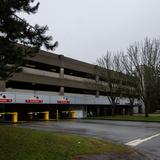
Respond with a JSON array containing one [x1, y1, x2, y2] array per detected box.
[[0, 50, 141, 122]]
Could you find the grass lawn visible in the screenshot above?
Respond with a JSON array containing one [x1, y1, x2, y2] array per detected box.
[[0, 126, 131, 160], [88, 114, 160, 122]]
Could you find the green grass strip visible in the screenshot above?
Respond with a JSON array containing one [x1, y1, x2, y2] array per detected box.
[[0, 126, 130, 160], [88, 115, 160, 122]]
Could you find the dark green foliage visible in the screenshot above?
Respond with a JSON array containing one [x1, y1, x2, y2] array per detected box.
[[0, 0, 58, 80]]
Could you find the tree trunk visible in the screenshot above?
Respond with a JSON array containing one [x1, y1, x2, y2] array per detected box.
[[129, 106, 133, 115], [129, 98, 134, 115], [144, 101, 149, 117], [111, 103, 116, 116]]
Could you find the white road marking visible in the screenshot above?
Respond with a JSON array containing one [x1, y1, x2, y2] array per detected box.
[[125, 133, 160, 147]]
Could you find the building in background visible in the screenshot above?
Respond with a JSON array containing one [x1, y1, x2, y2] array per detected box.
[[0, 50, 142, 121]]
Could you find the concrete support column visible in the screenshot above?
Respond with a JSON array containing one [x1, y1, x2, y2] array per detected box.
[[96, 90, 99, 97], [59, 68, 64, 79], [12, 112, 18, 123], [96, 75, 99, 82], [59, 86, 64, 95], [95, 75, 100, 98], [59, 55, 64, 96], [0, 81, 6, 92], [59, 67, 64, 95], [44, 111, 49, 121], [59, 54, 64, 78]]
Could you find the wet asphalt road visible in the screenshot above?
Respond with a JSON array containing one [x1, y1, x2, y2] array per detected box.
[[5, 120, 160, 160]]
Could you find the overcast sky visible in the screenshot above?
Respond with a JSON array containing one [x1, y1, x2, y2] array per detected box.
[[22, 0, 160, 64]]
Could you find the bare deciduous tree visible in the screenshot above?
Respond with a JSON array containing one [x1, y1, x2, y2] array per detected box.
[[122, 38, 160, 117], [97, 51, 125, 115]]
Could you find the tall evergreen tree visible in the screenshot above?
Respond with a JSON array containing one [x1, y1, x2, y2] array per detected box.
[[0, 0, 58, 80]]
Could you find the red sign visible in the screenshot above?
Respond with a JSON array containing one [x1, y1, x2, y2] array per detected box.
[[0, 99, 12, 103], [25, 99, 43, 103], [57, 99, 70, 104]]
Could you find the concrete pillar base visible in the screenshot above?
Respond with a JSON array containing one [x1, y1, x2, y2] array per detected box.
[[59, 86, 64, 95]]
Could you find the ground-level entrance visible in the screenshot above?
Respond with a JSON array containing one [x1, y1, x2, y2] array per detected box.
[[0, 104, 85, 122], [0, 103, 133, 122]]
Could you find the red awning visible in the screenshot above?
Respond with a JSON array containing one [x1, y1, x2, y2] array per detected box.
[[25, 99, 43, 103], [57, 99, 70, 104], [0, 99, 12, 103]]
